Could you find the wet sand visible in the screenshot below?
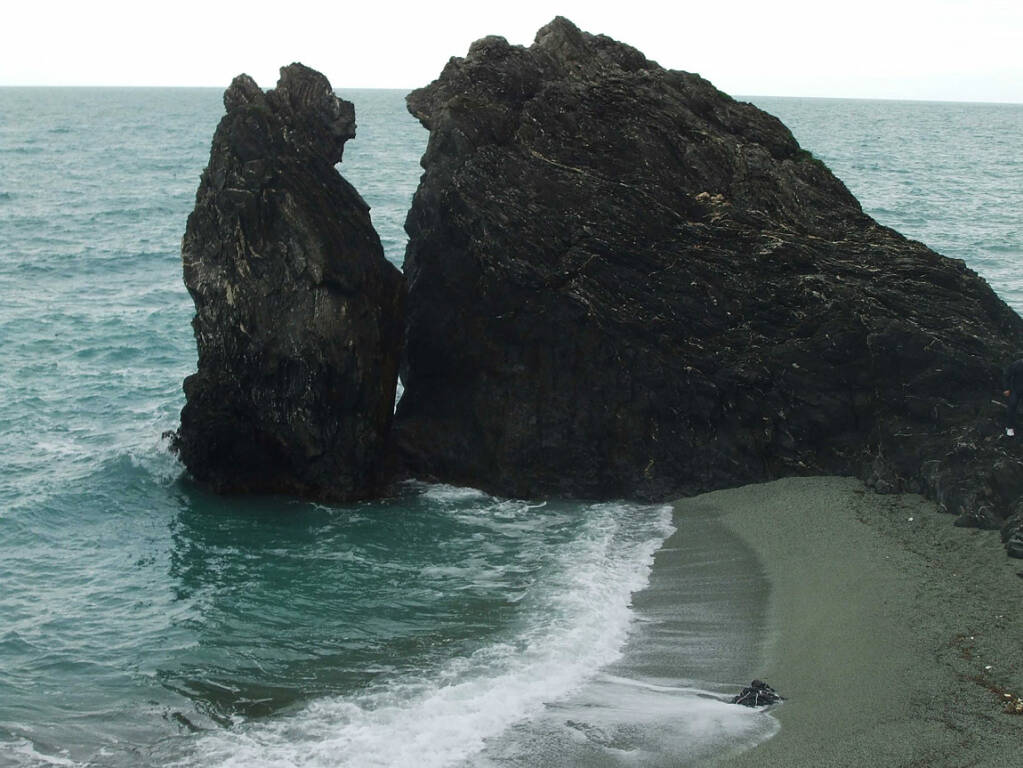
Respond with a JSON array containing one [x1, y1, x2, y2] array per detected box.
[[670, 476, 1023, 768]]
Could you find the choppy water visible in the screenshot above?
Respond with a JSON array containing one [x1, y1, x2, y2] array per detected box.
[[1, 87, 1020, 767]]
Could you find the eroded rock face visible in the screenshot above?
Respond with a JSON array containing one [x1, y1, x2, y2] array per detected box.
[[175, 63, 405, 500], [395, 17, 1023, 510]]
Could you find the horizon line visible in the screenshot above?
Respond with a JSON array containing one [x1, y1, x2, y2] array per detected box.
[[1, 84, 1020, 107]]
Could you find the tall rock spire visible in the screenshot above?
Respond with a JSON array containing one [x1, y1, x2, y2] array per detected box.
[[175, 63, 405, 501]]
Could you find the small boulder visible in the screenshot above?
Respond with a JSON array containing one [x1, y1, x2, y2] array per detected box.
[[954, 504, 1002, 530], [732, 680, 783, 707], [1007, 533, 1023, 559]]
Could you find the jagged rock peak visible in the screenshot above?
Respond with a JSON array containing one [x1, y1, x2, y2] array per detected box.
[[223, 63, 356, 164], [223, 73, 263, 111], [531, 16, 652, 72], [410, 17, 654, 131]]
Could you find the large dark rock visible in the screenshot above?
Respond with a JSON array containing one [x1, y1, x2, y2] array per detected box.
[[395, 17, 1023, 522], [175, 64, 405, 500]]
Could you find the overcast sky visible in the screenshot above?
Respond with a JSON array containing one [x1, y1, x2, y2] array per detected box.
[[2, 0, 1021, 102]]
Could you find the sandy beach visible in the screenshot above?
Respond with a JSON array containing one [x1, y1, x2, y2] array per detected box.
[[669, 476, 1023, 767]]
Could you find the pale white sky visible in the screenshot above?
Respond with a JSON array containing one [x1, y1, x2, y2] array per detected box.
[[2, 0, 1021, 102]]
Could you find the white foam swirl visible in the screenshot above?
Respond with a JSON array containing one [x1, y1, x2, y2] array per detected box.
[[184, 500, 673, 768]]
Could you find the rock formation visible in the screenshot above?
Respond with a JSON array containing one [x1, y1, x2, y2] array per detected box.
[[171, 24, 1023, 556], [395, 16, 1023, 536], [175, 63, 405, 500]]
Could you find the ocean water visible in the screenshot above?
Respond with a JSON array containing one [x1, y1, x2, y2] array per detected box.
[[751, 96, 1023, 305], [1, 87, 1021, 767]]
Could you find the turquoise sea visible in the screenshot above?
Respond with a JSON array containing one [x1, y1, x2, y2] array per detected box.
[[1, 87, 1021, 767]]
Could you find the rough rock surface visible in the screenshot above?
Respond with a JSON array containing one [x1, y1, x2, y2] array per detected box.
[[395, 17, 1023, 543], [175, 63, 405, 500], [732, 680, 783, 707]]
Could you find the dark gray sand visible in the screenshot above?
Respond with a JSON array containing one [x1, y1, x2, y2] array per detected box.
[[678, 477, 1023, 767]]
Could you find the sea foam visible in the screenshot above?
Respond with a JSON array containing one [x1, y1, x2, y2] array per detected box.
[[182, 501, 674, 768]]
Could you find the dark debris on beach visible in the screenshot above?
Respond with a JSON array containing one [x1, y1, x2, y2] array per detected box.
[[732, 680, 784, 707]]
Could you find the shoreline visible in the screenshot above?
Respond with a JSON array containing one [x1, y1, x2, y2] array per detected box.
[[669, 476, 1023, 767]]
